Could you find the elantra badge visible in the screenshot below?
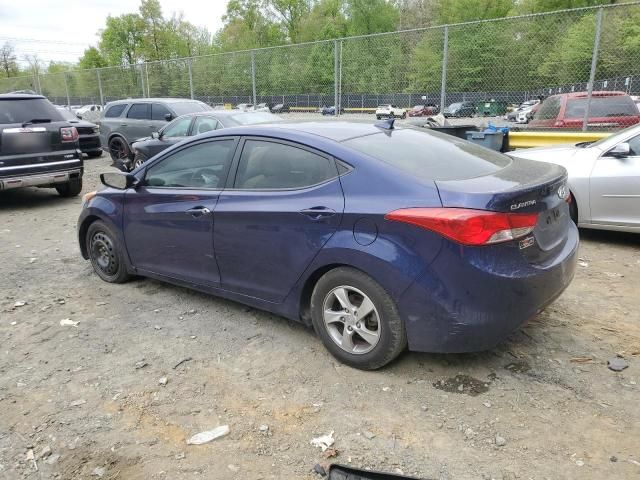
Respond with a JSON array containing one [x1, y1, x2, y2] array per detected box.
[[510, 199, 536, 210]]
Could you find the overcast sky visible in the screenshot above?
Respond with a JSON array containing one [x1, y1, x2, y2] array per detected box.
[[0, 0, 229, 65]]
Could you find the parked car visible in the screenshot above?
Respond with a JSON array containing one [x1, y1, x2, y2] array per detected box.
[[127, 110, 281, 170], [253, 103, 271, 112], [56, 107, 102, 158], [98, 98, 211, 163], [442, 101, 476, 117], [78, 121, 577, 369], [408, 104, 439, 117], [235, 103, 253, 111], [477, 100, 508, 117], [270, 103, 290, 113], [528, 91, 640, 129], [320, 105, 344, 116], [375, 104, 406, 119], [75, 104, 103, 122], [506, 100, 539, 123], [510, 123, 640, 233], [0, 94, 83, 196]]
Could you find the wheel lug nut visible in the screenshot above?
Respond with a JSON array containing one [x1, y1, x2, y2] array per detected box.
[[340, 316, 345, 321], [356, 322, 361, 328], [347, 326, 353, 332]]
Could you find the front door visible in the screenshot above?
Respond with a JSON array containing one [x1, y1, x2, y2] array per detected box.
[[590, 134, 640, 228], [123, 138, 237, 286], [214, 138, 344, 302]]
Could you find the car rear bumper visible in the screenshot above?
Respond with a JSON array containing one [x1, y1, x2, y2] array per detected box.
[[398, 223, 579, 353], [0, 168, 83, 190], [79, 133, 101, 153]]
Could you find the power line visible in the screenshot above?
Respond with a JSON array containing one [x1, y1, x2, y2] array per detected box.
[[0, 36, 90, 46]]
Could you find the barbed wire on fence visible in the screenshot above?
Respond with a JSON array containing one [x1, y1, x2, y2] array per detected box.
[[2, 2, 640, 131]]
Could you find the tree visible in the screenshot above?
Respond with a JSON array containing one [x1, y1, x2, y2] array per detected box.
[[100, 13, 146, 66], [0, 42, 19, 78], [267, 0, 311, 43], [79, 47, 107, 69], [346, 0, 398, 35]]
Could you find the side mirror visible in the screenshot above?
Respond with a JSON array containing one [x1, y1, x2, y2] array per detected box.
[[164, 113, 173, 122], [608, 143, 630, 157], [151, 131, 160, 139], [100, 172, 136, 190]]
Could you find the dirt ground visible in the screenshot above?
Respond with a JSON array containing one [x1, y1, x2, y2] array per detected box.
[[1, 154, 639, 480]]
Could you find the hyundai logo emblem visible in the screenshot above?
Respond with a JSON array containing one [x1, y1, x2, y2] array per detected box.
[[557, 185, 568, 200]]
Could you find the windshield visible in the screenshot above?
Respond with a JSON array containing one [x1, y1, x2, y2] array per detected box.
[[0, 98, 64, 124], [565, 96, 639, 119], [170, 102, 211, 116], [228, 112, 280, 125], [589, 123, 640, 149], [343, 127, 511, 182]]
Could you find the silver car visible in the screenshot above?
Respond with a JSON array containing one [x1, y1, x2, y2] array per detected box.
[[99, 98, 211, 162], [509, 124, 640, 233]]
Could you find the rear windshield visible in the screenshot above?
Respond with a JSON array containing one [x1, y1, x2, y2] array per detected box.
[[565, 96, 639, 118], [342, 128, 511, 182], [0, 98, 64, 124], [228, 112, 279, 125], [56, 108, 78, 121], [170, 102, 211, 116]]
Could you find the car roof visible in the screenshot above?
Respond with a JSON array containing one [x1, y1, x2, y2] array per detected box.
[[0, 93, 46, 100], [106, 98, 205, 105], [547, 90, 629, 99]]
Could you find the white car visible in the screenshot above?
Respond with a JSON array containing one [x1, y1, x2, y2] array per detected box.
[[375, 104, 406, 120], [76, 104, 103, 122], [509, 124, 640, 233]]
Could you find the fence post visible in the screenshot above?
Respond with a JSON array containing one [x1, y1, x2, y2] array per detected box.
[[97, 70, 104, 106], [250, 50, 257, 105], [440, 25, 449, 111], [64, 73, 71, 107], [334, 40, 339, 115], [582, 8, 603, 132], [188, 60, 195, 99], [139, 65, 145, 98]]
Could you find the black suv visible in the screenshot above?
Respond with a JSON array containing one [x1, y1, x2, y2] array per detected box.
[[0, 94, 83, 197]]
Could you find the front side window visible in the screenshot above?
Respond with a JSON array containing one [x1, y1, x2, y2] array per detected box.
[[234, 140, 338, 189], [127, 103, 151, 120], [162, 117, 192, 138], [627, 135, 640, 156], [145, 140, 235, 189], [151, 103, 173, 121]]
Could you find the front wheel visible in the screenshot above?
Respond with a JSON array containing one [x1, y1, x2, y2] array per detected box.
[[86, 220, 132, 284], [310, 267, 407, 370], [56, 177, 82, 197], [132, 154, 147, 171], [109, 137, 130, 163]]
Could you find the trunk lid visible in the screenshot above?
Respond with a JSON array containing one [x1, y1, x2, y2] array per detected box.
[[435, 157, 570, 263]]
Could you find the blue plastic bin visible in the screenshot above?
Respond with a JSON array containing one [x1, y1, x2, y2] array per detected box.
[[465, 131, 504, 151]]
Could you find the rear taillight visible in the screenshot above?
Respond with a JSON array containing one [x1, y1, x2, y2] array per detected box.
[[385, 208, 539, 246], [60, 126, 79, 142]]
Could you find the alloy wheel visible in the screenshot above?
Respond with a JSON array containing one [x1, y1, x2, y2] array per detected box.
[[322, 285, 380, 354]]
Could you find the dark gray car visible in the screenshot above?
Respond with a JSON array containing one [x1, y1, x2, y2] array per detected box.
[[98, 98, 211, 163]]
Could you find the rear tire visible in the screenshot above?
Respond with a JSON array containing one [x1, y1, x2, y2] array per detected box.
[[109, 137, 130, 162], [86, 220, 131, 284], [310, 267, 406, 370], [56, 177, 82, 197], [132, 154, 147, 170]]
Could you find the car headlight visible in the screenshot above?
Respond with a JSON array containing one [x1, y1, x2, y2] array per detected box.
[[93, 126, 100, 133]]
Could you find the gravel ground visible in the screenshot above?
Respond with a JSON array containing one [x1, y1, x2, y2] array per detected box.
[[1, 152, 639, 480]]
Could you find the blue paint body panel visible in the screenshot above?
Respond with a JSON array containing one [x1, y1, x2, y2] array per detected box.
[[78, 122, 579, 353]]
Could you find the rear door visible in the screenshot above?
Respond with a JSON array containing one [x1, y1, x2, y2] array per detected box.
[[590, 134, 640, 228], [123, 103, 152, 143], [213, 138, 344, 302], [123, 138, 237, 286]]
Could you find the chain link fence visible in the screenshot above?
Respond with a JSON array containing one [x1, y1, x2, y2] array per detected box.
[[2, 2, 640, 130]]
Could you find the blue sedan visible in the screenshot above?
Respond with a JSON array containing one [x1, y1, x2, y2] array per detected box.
[[78, 121, 578, 370]]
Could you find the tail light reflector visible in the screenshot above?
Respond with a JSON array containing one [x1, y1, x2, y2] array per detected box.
[[60, 126, 79, 142], [385, 208, 539, 246]]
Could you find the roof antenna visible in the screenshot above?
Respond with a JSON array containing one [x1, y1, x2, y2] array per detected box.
[[375, 117, 395, 130]]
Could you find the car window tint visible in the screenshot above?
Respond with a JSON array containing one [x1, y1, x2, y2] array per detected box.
[[235, 140, 337, 189], [193, 116, 219, 135], [151, 103, 172, 121], [343, 128, 511, 182], [127, 103, 150, 119], [0, 98, 64, 123], [104, 104, 126, 118], [145, 140, 234, 189], [170, 102, 211, 116], [535, 96, 562, 120], [228, 112, 278, 125], [162, 117, 192, 137], [565, 96, 639, 119]]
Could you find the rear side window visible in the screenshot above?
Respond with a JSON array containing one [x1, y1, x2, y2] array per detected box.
[[151, 103, 172, 121], [0, 98, 63, 124], [343, 128, 511, 182], [104, 104, 126, 118], [234, 140, 338, 189], [534, 96, 562, 120], [127, 103, 150, 119], [565, 96, 639, 118]]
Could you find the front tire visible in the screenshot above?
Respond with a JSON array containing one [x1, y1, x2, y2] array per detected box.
[[132, 154, 147, 170], [56, 177, 82, 197], [86, 220, 131, 283], [109, 137, 130, 163], [310, 267, 406, 370]]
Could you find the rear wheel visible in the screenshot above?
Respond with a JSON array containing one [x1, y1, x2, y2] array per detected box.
[[401, 112, 407, 119], [109, 137, 130, 162], [310, 267, 406, 370], [132, 154, 147, 170], [56, 177, 82, 197], [86, 220, 131, 283]]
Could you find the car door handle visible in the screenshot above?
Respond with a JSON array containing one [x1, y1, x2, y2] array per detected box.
[[300, 207, 336, 220], [120, 123, 128, 127], [185, 206, 212, 217]]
